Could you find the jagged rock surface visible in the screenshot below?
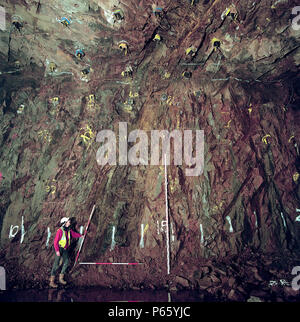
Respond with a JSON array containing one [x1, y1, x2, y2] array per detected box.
[[0, 0, 300, 300]]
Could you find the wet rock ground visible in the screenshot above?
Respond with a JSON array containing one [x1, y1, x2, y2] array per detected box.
[[1, 281, 300, 302], [1, 247, 300, 302], [0, 288, 213, 302]]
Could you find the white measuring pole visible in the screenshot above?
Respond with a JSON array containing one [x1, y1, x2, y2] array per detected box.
[[164, 154, 170, 275]]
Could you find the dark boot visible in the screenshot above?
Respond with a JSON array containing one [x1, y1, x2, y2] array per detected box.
[[59, 274, 67, 285], [49, 276, 58, 288]]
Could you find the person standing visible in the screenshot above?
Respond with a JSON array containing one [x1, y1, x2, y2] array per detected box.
[[49, 217, 83, 288]]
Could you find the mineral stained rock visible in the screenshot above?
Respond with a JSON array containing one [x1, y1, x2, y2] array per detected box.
[[0, 0, 300, 299]]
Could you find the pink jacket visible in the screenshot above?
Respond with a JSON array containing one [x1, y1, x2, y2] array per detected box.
[[54, 228, 82, 252]]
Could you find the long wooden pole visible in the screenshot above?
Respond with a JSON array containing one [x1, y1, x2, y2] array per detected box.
[[73, 204, 96, 268]]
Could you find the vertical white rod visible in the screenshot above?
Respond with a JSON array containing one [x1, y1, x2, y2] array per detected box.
[[0, 266, 6, 291], [46, 227, 51, 248], [164, 154, 170, 275], [254, 211, 258, 228], [280, 212, 287, 230], [110, 226, 116, 251], [226, 215, 233, 233], [20, 216, 26, 244], [200, 223, 204, 244], [139, 224, 144, 248]]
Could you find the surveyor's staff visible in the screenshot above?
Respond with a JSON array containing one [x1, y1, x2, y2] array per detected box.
[[73, 204, 96, 268], [164, 154, 170, 275]]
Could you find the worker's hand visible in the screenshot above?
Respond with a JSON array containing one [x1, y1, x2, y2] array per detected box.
[[56, 251, 60, 257]]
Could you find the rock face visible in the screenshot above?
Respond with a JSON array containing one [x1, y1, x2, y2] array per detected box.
[[0, 0, 300, 299]]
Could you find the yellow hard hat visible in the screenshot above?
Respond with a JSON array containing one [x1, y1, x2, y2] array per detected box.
[[212, 38, 221, 46], [119, 43, 127, 49], [185, 46, 196, 56], [154, 34, 161, 41]]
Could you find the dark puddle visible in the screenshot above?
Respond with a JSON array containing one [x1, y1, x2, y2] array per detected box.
[[0, 288, 212, 302]]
